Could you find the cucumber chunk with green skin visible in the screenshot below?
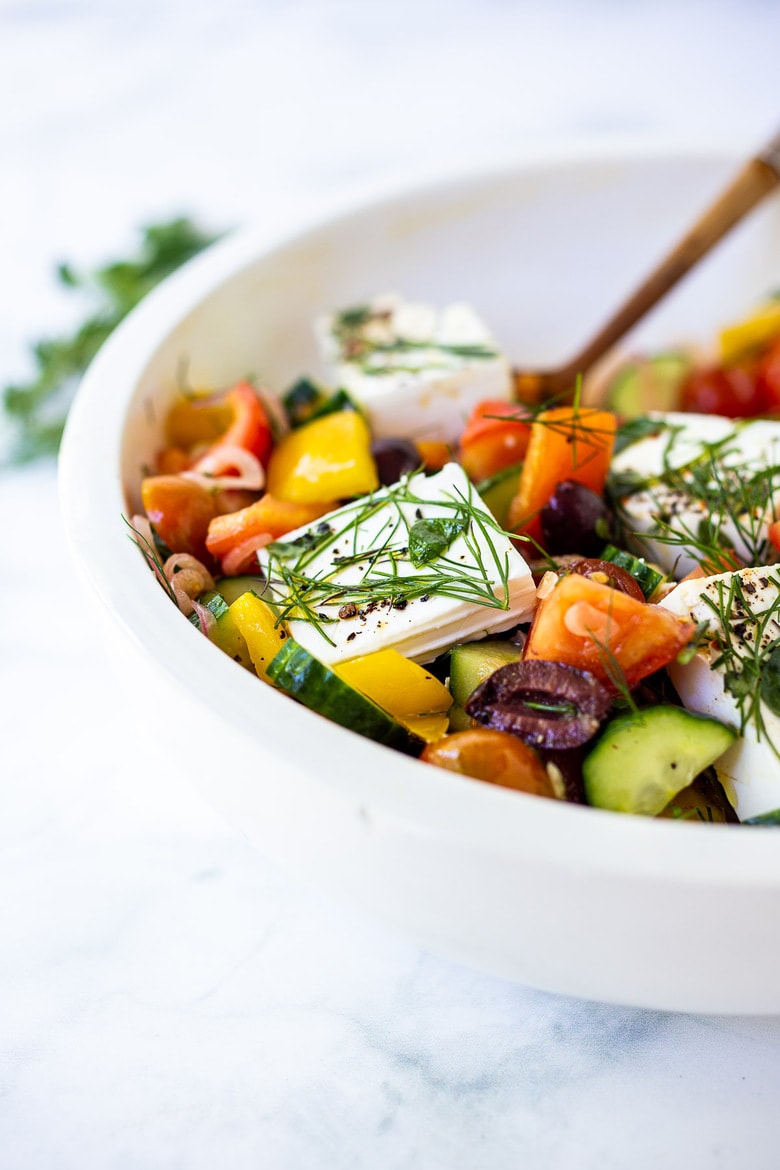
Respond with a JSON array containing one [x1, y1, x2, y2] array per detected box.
[[190, 590, 255, 671], [267, 639, 424, 755], [605, 352, 693, 419], [476, 462, 524, 527], [213, 575, 267, 606], [583, 705, 738, 816], [657, 768, 738, 823], [601, 545, 665, 600], [449, 639, 524, 709], [744, 809, 780, 826]]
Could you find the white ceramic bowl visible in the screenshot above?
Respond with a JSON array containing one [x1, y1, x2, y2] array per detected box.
[[60, 144, 780, 1014]]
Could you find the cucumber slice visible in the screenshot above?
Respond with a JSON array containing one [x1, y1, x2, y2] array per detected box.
[[606, 352, 692, 419], [743, 809, 780, 826], [601, 545, 665, 600], [190, 590, 255, 671], [657, 769, 738, 823], [267, 639, 424, 755], [283, 376, 326, 427], [449, 639, 524, 709], [213, 574, 267, 606], [476, 462, 524, 527], [583, 705, 737, 816]]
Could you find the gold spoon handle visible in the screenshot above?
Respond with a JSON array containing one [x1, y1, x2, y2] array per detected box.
[[516, 130, 780, 403]]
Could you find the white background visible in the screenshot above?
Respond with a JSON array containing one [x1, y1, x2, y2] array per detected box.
[[3, 2, 780, 1167]]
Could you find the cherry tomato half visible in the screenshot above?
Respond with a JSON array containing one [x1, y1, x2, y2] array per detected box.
[[757, 337, 780, 413], [679, 363, 764, 418], [421, 728, 556, 797], [141, 475, 217, 561]]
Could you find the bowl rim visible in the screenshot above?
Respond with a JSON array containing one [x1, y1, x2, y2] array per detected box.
[[59, 137, 780, 887]]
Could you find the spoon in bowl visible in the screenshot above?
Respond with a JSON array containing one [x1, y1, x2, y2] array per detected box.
[[513, 128, 780, 404]]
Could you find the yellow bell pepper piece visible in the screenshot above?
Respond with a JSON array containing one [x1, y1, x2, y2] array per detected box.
[[719, 300, 780, 365], [165, 392, 233, 448], [335, 649, 452, 742], [266, 410, 378, 503], [228, 592, 288, 682]]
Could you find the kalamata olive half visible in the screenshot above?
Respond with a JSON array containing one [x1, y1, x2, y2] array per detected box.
[[370, 437, 421, 485], [540, 479, 614, 556], [568, 558, 645, 602], [465, 659, 611, 749]]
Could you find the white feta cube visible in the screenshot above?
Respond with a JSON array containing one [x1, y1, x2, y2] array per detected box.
[[256, 462, 535, 665], [611, 413, 780, 578], [661, 565, 780, 819], [317, 293, 512, 445]]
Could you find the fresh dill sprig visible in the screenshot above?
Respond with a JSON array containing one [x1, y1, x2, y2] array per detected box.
[[122, 515, 177, 605], [698, 569, 780, 762], [611, 426, 780, 572], [260, 474, 516, 646], [330, 302, 499, 373]]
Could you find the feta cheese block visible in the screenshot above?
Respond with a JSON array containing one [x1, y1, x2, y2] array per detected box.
[[661, 565, 780, 819], [256, 462, 535, 666], [317, 293, 512, 444], [610, 412, 780, 578]]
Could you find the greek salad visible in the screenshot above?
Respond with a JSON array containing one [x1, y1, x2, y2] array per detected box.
[[129, 292, 780, 824]]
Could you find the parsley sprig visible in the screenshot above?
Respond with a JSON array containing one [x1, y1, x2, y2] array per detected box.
[[3, 216, 221, 466]]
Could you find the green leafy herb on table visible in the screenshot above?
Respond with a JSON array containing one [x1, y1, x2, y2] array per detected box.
[[3, 216, 222, 466]]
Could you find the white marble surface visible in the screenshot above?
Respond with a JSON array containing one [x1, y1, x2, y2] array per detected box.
[[4, 2, 780, 1166]]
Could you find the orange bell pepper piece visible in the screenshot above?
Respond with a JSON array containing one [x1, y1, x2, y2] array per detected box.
[[507, 406, 617, 547], [205, 494, 333, 571], [415, 440, 453, 472]]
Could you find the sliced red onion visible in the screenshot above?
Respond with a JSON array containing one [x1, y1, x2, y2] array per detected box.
[[190, 598, 217, 638], [182, 444, 265, 492], [220, 532, 274, 576], [163, 553, 216, 616], [255, 384, 290, 441]]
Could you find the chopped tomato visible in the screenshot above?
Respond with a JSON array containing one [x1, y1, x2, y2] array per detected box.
[[165, 380, 273, 466], [458, 399, 531, 482], [524, 573, 695, 692], [757, 337, 780, 413], [156, 446, 192, 475], [214, 380, 274, 466], [679, 363, 764, 418], [421, 728, 556, 797], [768, 518, 780, 554], [141, 475, 217, 561]]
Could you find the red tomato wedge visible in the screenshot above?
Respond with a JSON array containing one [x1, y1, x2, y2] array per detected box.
[[211, 380, 274, 467], [164, 380, 273, 467], [141, 475, 217, 561], [458, 399, 531, 482], [524, 574, 696, 692]]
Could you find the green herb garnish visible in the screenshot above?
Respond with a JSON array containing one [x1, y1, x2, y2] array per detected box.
[[698, 569, 780, 761], [610, 425, 780, 573], [3, 216, 221, 466]]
